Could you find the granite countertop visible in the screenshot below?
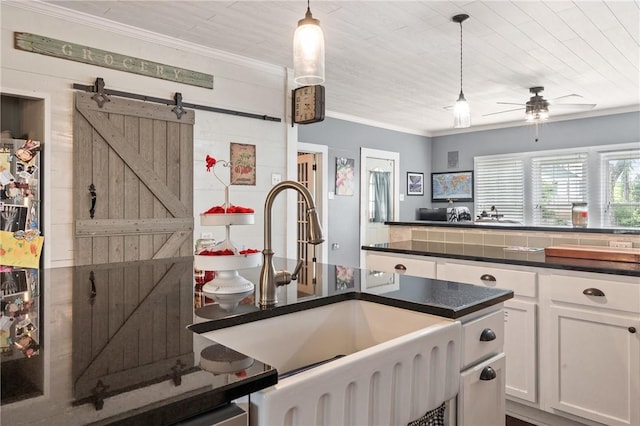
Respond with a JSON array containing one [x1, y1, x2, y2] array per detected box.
[[363, 240, 640, 277], [1, 257, 276, 426], [1, 256, 512, 426]]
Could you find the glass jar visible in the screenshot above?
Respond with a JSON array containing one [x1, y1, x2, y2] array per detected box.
[[571, 202, 588, 227], [194, 237, 217, 254]]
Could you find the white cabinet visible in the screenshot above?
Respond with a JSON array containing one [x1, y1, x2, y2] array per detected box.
[[540, 273, 640, 426], [437, 261, 538, 404], [458, 307, 506, 426], [364, 251, 436, 278]]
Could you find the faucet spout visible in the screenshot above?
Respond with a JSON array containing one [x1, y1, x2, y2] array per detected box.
[[260, 180, 324, 307]]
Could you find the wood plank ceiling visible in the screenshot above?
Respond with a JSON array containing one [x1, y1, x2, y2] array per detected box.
[[46, 0, 639, 135]]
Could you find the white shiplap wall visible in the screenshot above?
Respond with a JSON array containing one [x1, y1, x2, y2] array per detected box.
[[1, 3, 290, 268]]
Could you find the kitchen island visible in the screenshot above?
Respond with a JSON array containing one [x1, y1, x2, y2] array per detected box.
[[362, 224, 640, 426], [1, 256, 512, 426]]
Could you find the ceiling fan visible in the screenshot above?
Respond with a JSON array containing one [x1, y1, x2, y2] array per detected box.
[[484, 86, 596, 121]]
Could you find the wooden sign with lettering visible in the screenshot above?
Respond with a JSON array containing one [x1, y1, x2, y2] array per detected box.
[[14, 32, 213, 89]]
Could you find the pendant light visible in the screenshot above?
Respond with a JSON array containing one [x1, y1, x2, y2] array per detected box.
[[293, 0, 325, 85], [452, 14, 470, 129]]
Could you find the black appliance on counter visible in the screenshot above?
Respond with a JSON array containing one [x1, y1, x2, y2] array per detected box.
[[418, 208, 448, 221]]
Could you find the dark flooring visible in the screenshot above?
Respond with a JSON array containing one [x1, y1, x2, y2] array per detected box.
[[506, 415, 535, 426]]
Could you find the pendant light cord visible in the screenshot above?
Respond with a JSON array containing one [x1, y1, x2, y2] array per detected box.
[[459, 20, 463, 92]]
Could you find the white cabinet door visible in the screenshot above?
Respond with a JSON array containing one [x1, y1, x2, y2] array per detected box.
[[546, 305, 640, 426], [459, 353, 506, 426], [503, 300, 537, 403], [438, 261, 538, 404]]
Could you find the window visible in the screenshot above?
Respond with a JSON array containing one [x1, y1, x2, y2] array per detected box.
[[532, 153, 587, 226], [601, 150, 640, 228], [474, 156, 524, 223], [473, 143, 638, 228]]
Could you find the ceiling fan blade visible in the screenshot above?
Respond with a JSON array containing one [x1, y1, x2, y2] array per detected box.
[[551, 103, 597, 110], [496, 102, 525, 106], [482, 107, 524, 117], [549, 94, 583, 103]]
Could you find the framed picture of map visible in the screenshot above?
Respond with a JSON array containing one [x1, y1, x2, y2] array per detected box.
[[431, 170, 474, 202]]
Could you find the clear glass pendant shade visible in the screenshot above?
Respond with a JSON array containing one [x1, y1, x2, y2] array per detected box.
[[453, 91, 471, 128], [293, 8, 325, 85]]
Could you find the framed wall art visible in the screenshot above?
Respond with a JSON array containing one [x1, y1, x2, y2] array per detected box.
[[335, 157, 355, 196], [431, 170, 474, 202], [230, 142, 256, 185], [406, 172, 424, 196]]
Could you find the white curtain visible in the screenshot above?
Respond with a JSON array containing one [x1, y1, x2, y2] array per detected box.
[[371, 171, 391, 223]]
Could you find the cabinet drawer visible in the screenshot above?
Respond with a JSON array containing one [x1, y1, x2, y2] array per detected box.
[[437, 262, 536, 297], [459, 353, 506, 426], [542, 274, 640, 313], [365, 252, 436, 278], [462, 309, 504, 368]]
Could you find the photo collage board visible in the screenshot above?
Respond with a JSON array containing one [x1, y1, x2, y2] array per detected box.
[[0, 138, 42, 361]]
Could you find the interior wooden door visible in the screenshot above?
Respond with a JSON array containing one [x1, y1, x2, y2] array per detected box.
[[73, 92, 194, 266], [296, 153, 315, 295]]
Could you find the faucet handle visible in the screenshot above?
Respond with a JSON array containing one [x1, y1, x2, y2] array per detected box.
[[291, 259, 305, 281], [274, 259, 305, 286]]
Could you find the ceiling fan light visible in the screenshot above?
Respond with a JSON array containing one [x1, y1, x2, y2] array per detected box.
[[454, 91, 471, 128], [293, 6, 325, 85]]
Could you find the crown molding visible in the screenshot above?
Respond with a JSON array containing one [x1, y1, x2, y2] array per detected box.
[[5, 0, 286, 77], [325, 111, 431, 137]]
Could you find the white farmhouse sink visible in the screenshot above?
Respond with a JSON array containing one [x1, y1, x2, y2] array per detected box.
[[202, 299, 461, 426]]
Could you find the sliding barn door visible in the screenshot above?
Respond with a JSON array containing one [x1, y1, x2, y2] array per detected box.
[[73, 92, 194, 266]]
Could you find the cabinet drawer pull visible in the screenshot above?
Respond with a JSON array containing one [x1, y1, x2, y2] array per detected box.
[[480, 328, 497, 342], [480, 274, 496, 282], [394, 264, 407, 271], [630, 327, 637, 334], [583, 288, 605, 297], [480, 366, 497, 381]]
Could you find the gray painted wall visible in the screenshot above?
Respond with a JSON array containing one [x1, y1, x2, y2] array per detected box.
[[430, 111, 640, 211], [299, 117, 432, 266], [300, 111, 639, 265]]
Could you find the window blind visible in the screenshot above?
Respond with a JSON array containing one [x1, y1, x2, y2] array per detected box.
[[474, 156, 524, 222], [532, 153, 588, 226]]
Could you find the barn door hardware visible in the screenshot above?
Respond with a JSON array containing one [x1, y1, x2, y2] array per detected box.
[[172, 93, 186, 119], [89, 270, 97, 305], [91, 380, 109, 410], [73, 77, 282, 122], [170, 359, 186, 386], [91, 77, 110, 107], [88, 184, 96, 219]]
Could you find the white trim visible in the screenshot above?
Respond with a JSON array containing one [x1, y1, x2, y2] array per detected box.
[[5, 1, 285, 77], [326, 111, 431, 137], [298, 142, 329, 265], [359, 148, 400, 268]]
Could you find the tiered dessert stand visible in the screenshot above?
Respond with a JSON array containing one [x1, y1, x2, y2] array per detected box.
[[194, 159, 261, 311]]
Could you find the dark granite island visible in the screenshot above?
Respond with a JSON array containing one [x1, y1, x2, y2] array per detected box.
[[1, 256, 512, 426]]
